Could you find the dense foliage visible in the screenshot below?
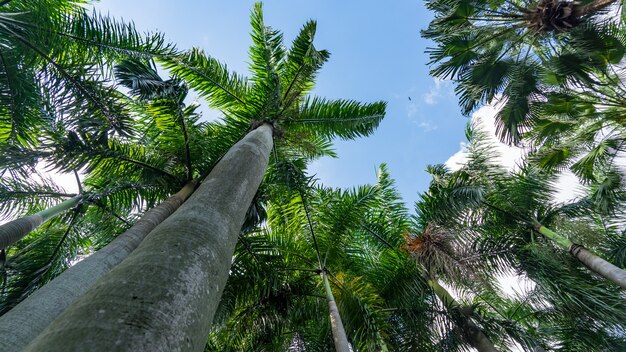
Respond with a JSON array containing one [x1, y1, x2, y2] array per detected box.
[[0, 0, 624, 351]]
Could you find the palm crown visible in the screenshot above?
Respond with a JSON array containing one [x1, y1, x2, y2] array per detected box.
[[161, 3, 385, 159], [423, 0, 625, 144]]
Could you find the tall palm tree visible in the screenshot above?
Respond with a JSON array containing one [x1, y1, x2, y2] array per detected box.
[[405, 211, 504, 351], [422, 0, 624, 144], [0, 0, 176, 264], [0, 59, 236, 351], [416, 125, 626, 350], [25, 4, 385, 351], [207, 164, 439, 351]]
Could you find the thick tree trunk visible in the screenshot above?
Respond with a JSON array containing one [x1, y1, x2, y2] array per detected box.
[[25, 124, 273, 352], [535, 224, 626, 289], [0, 182, 195, 352], [428, 279, 499, 352], [323, 272, 351, 352], [0, 196, 81, 249]]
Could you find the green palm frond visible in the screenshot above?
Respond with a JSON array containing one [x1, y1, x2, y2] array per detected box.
[[423, 0, 625, 144], [287, 97, 386, 140], [280, 20, 329, 108], [159, 48, 249, 111], [247, 2, 285, 114], [333, 274, 391, 351]]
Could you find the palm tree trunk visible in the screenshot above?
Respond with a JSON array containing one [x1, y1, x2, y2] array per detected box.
[[0, 182, 195, 352], [534, 224, 626, 289], [25, 123, 273, 352], [0, 196, 81, 249], [428, 279, 499, 352], [323, 272, 350, 352]]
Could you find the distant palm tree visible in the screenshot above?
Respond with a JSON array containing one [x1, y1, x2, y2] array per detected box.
[[422, 0, 624, 144], [25, 4, 386, 351], [415, 125, 626, 350], [0, 0, 175, 253]]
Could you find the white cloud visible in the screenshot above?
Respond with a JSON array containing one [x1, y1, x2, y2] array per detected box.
[[418, 120, 437, 132], [422, 78, 454, 105], [445, 142, 468, 171], [406, 101, 418, 118], [443, 102, 581, 203]]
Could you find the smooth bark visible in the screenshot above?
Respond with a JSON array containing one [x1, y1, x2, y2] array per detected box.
[[0, 196, 81, 249], [25, 124, 273, 352], [428, 279, 499, 352], [535, 224, 626, 289], [570, 244, 626, 290], [0, 182, 195, 352], [323, 272, 350, 352]]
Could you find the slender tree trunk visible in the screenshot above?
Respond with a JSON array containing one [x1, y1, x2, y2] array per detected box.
[[323, 272, 351, 352], [25, 124, 273, 352], [0, 196, 81, 249], [0, 182, 195, 352], [535, 224, 626, 289], [428, 279, 499, 352]]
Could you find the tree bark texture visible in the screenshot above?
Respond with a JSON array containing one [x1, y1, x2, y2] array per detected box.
[[25, 124, 273, 352], [0, 196, 81, 249], [324, 273, 351, 352], [571, 244, 626, 290], [0, 183, 195, 352], [428, 279, 499, 352], [536, 225, 626, 289]]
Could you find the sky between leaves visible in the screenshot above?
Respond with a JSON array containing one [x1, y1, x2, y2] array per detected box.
[[88, 0, 510, 207]]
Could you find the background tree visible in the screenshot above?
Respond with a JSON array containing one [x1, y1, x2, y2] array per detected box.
[[207, 164, 440, 351], [414, 125, 626, 350], [423, 0, 625, 144]]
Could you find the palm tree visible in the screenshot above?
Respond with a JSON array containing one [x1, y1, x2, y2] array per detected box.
[[0, 0, 176, 266], [24, 4, 385, 351], [0, 0, 174, 145], [0, 195, 81, 250], [0, 182, 195, 352], [528, 80, 626, 217], [422, 0, 624, 144], [404, 216, 503, 351], [207, 164, 439, 351], [0, 58, 223, 350], [416, 126, 626, 350]]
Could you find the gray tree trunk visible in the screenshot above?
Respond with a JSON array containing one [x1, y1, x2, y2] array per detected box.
[[25, 123, 273, 352], [323, 272, 350, 352], [536, 224, 626, 289], [0, 182, 195, 352], [571, 244, 626, 290], [0, 196, 81, 249]]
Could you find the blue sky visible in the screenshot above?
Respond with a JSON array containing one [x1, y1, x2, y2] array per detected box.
[[94, 0, 469, 207]]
